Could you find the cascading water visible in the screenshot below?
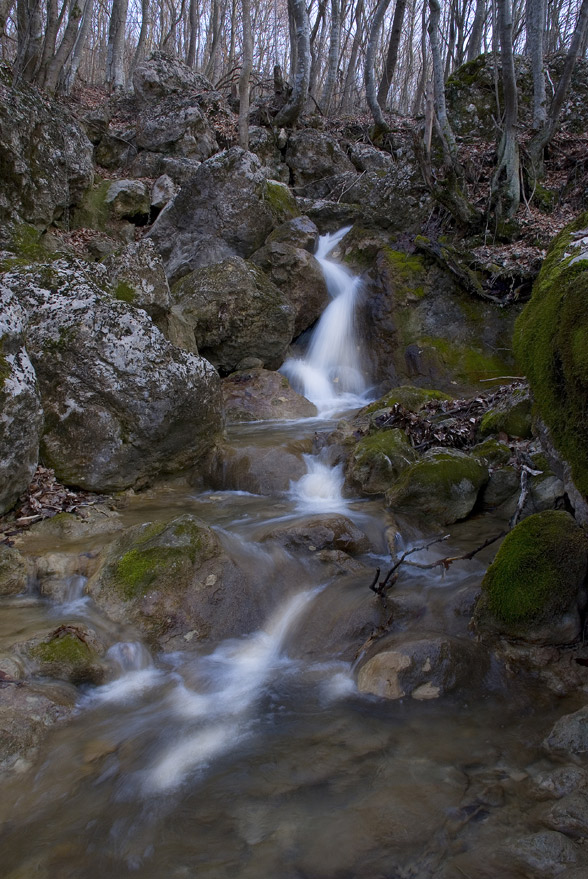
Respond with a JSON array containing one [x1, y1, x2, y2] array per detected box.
[[281, 227, 370, 415]]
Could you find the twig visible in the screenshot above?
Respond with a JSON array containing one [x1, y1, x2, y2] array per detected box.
[[403, 532, 506, 571], [370, 534, 450, 596]]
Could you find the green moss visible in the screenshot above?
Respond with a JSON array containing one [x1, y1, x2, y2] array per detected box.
[[446, 55, 488, 87], [71, 179, 112, 231], [264, 180, 299, 222], [349, 428, 416, 495], [479, 398, 532, 439], [11, 224, 45, 259], [114, 280, 136, 304], [514, 211, 588, 495], [471, 438, 512, 466], [421, 336, 511, 386], [362, 385, 451, 416], [480, 511, 588, 627], [31, 634, 92, 667], [381, 248, 427, 300]]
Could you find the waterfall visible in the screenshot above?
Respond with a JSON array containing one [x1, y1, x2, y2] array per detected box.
[[281, 227, 369, 415]]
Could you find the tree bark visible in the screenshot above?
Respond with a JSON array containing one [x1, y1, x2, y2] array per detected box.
[[377, 0, 407, 109], [526, 0, 546, 128], [43, 0, 85, 92], [238, 0, 253, 148], [491, 0, 520, 219], [428, 0, 457, 163], [341, 0, 364, 113], [274, 0, 310, 127], [57, 0, 93, 93], [467, 0, 486, 60], [322, 0, 341, 113], [527, 0, 588, 174], [132, 0, 150, 72], [365, 0, 392, 133], [106, 0, 129, 90], [14, 0, 43, 81]]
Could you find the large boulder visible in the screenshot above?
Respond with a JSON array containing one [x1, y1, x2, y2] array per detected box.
[[2, 259, 223, 492], [222, 368, 317, 421], [0, 69, 93, 243], [148, 148, 299, 284], [473, 510, 588, 645], [103, 239, 171, 324], [285, 130, 356, 197], [0, 288, 44, 513], [250, 240, 329, 336], [345, 428, 417, 496], [514, 211, 588, 500], [171, 256, 295, 373], [87, 514, 270, 649]]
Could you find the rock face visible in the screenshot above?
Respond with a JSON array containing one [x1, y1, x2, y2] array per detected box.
[[88, 514, 269, 649], [474, 511, 588, 645], [0, 288, 44, 513], [1, 259, 223, 493], [250, 240, 329, 336], [171, 256, 295, 373], [0, 69, 94, 242], [222, 368, 317, 421], [356, 633, 486, 700], [148, 148, 298, 284], [515, 211, 588, 498], [103, 239, 171, 325], [285, 130, 356, 197]]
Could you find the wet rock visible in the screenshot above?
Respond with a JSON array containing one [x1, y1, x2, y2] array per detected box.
[[385, 447, 489, 525], [202, 441, 307, 494], [503, 830, 580, 876], [539, 791, 588, 838], [222, 368, 317, 421], [21, 625, 106, 685], [345, 428, 417, 495], [3, 259, 222, 492], [262, 514, 371, 555], [266, 216, 319, 252], [149, 148, 297, 284], [250, 241, 328, 336], [0, 682, 76, 772], [0, 546, 28, 595], [356, 633, 487, 700], [285, 130, 355, 197], [0, 70, 93, 241], [171, 256, 295, 373], [105, 180, 150, 223], [88, 514, 268, 649], [0, 288, 44, 513], [479, 385, 532, 439], [473, 511, 588, 645], [531, 766, 588, 801], [543, 707, 588, 757]]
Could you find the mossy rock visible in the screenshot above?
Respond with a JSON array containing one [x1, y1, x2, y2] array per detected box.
[[28, 626, 105, 685], [380, 248, 428, 301], [361, 385, 452, 418], [514, 211, 588, 496], [479, 389, 532, 439], [263, 180, 299, 223], [385, 447, 489, 525], [471, 438, 512, 467], [346, 428, 417, 495], [0, 545, 28, 596], [473, 511, 588, 644]]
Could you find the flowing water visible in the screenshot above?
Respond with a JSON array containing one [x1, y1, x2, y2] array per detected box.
[[0, 233, 585, 879]]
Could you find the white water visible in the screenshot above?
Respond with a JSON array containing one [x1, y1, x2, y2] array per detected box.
[[289, 453, 347, 514], [281, 227, 369, 415]]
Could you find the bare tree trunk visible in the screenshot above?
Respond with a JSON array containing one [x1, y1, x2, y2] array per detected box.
[[238, 0, 253, 148], [527, 0, 588, 174], [377, 0, 407, 109], [428, 0, 457, 163], [491, 0, 520, 219], [14, 0, 43, 81], [58, 0, 93, 93], [205, 0, 222, 80], [43, 0, 85, 92], [106, 0, 129, 90], [340, 0, 363, 113], [322, 0, 341, 113], [412, 0, 428, 114], [132, 0, 150, 72], [274, 0, 310, 127], [365, 0, 392, 132], [38, 0, 61, 83], [187, 0, 198, 65], [467, 0, 486, 60], [0, 0, 15, 41], [526, 0, 546, 128], [308, 0, 326, 99]]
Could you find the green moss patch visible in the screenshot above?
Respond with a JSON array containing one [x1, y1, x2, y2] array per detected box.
[[514, 211, 588, 495], [31, 633, 92, 667], [347, 428, 416, 494], [479, 396, 532, 439], [479, 510, 588, 628], [264, 180, 299, 223], [114, 280, 136, 304], [362, 385, 451, 416]]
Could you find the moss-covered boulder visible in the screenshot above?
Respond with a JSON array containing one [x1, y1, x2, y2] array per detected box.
[[24, 625, 106, 685], [346, 428, 417, 495], [222, 368, 317, 421], [514, 211, 588, 498], [479, 386, 532, 439], [385, 448, 489, 525], [171, 256, 295, 374], [88, 514, 269, 649], [473, 511, 588, 644]]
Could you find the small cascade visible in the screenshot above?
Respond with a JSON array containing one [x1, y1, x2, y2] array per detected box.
[[281, 227, 369, 415], [289, 453, 347, 514]]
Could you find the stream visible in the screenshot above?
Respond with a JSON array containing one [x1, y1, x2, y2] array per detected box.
[[0, 231, 586, 879]]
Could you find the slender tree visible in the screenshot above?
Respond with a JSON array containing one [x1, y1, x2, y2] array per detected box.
[[322, 0, 341, 113], [238, 0, 253, 147], [526, 0, 546, 128], [274, 0, 311, 126], [377, 0, 407, 109], [365, 0, 392, 132], [491, 0, 520, 219], [105, 0, 129, 90]]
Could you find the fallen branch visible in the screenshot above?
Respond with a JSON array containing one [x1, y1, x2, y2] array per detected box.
[[403, 531, 506, 572], [370, 533, 450, 596]]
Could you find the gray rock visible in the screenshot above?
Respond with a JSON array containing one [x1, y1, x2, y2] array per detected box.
[[0, 682, 75, 772], [133, 51, 217, 105], [0, 72, 93, 240], [171, 256, 295, 374], [248, 126, 290, 183], [103, 239, 171, 323], [504, 830, 580, 876], [0, 545, 28, 595], [3, 259, 223, 492], [266, 216, 320, 252], [544, 707, 588, 757], [348, 143, 394, 172], [285, 130, 356, 197], [0, 288, 44, 513], [540, 791, 588, 838], [250, 240, 328, 336], [222, 368, 317, 421], [105, 180, 150, 222], [262, 514, 371, 555], [202, 441, 307, 495], [149, 148, 298, 284], [19, 624, 107, 685], [151, 174, 177, 210]]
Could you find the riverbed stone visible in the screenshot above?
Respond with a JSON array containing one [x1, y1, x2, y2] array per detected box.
[[170, 256, 295, 373], [148, 148, 297, 284], [266, 216, 319, 253], [22, 624, 106, 685], [88, 514, 269, 648], [201, 441, 308, 494], [385, 447, 489, 525], [356, 633, 486, 700], [543, 707, 588, 757], [503, 830, 580, 876], [479, 385, 533, 439], [0, 683, 76, 772], [473, 511, 588, 645], [222, 368, 317, 421], [262, 514, 371, 555], [2, 259, 223, 492], [0, 545, 28, 595], [345, 428, 417, 495]]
